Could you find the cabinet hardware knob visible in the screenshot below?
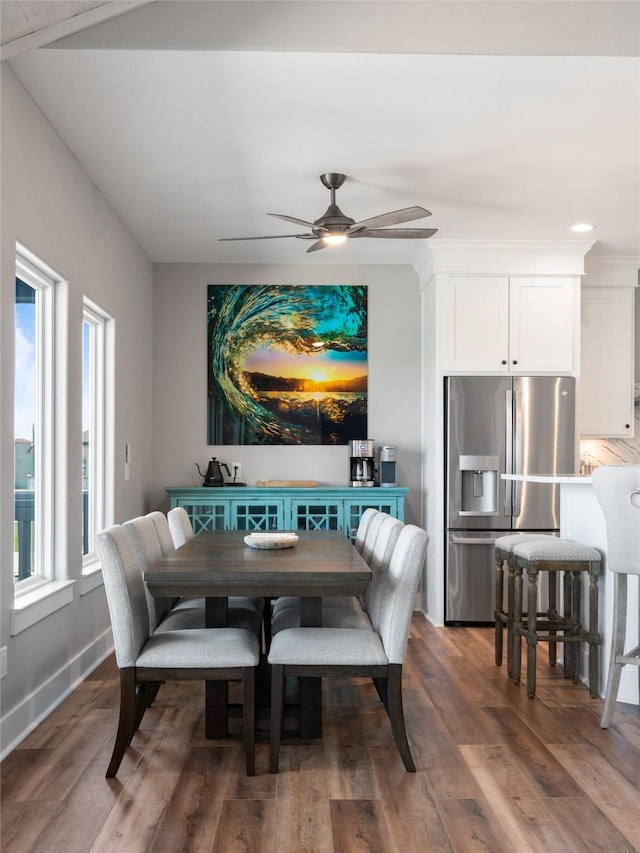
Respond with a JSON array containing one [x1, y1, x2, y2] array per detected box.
[[501, 360, 507, 365], [512, 360, 518, 365], [625, 424, 630, 429]]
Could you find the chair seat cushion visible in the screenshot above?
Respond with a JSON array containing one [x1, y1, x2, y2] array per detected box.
[[512, 539, 601, 563], [155, 604, 262, 635], [268, 627, 388, 666], [495, 533, 557, 553], [173, 595, 264, 614], [137, 628, 260, 668], [272, 595, 363, 615], [272, 605, 373, 634]]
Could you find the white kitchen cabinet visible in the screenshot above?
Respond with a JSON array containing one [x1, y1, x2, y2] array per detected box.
[[441, 275, 575, 374], [580, 287, 635, 438]]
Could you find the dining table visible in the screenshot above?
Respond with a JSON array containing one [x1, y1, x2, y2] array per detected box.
[[144, 528, 372, 739]]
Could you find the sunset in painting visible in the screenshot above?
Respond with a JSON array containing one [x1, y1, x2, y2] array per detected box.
[[240, 346, 367, 390]]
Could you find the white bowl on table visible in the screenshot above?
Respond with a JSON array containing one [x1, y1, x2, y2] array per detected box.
[[244, 532, 299, 550]]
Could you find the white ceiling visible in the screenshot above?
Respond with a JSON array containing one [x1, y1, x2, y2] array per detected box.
[[4, 1, 640, 265]]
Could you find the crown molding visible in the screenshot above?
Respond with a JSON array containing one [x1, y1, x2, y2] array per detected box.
[[413, 239, 595, 282], [582, 254, 640, 287]]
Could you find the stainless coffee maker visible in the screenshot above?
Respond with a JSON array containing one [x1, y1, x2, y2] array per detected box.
[[349, 439, 375, 487]]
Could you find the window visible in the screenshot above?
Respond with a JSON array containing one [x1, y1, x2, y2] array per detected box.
[[82, 298, 110, 570], [14, 252, 56, 589]]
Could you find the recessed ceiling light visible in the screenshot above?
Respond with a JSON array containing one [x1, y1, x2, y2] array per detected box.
[[570, 223, 596, 233]]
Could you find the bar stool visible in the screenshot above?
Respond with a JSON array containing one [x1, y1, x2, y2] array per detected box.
[[592, 465, 640, 729], [511, 538, 601, 699], [494, 533, 559, 677]]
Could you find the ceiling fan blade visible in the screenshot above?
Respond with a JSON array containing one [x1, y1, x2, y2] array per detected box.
[[306, 239, 328, 253], [348, 206, 432, 232], [268, 213, 326, 231], [350, 227, 438, 239], [219, 233, 311, 242]]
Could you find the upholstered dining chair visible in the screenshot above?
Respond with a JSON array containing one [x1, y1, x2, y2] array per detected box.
[[591, 465, 640, 728], [124, 515, 263, 636], [148, 510, 175, 556], [167, 506, 194, 548], [268, 523, 428, 773], [354, 507, 379, 554], [271, 514, 404, 634], [94, 525, 259, 776], [166, 507, 263, 616], [271, 508, 388, 622]]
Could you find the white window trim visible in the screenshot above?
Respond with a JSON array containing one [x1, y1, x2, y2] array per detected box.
[[11, 580, 76, 635], [82, 298, 112, 584], [14, 249, 59, 594], [12, 245, 71, 629]]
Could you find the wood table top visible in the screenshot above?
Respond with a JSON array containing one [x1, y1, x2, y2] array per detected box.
[[144, 529, 372, 598]]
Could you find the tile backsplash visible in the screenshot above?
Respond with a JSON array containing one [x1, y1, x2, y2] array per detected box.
[[580, 384, 640, 472]]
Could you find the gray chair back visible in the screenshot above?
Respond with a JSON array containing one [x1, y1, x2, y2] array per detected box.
[[354, 508, 379, 554], [361, 510, 388, 564], [376, 524, 429, 664], [592, 465, 640, 576], [365, 515, 404, 625], [123, 515, 175, 629], [148, 511, 175, 557], [94, 525, 150, 668], [168, 506, 194, 548]]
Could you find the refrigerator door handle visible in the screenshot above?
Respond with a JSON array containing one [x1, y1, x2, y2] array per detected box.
[[451, 536, 501, 545], [505, 389, 513, 517], [513, 387, 523, 517]]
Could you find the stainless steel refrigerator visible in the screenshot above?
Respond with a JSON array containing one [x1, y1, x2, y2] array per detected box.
[[445, 376, 576, 624]]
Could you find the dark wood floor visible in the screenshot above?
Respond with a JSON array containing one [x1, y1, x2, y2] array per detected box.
[[2, 616, 639, 852]]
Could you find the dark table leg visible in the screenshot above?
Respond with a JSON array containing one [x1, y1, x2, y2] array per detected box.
[[299, 596, 322, 739], [205, 597, 229, 739]]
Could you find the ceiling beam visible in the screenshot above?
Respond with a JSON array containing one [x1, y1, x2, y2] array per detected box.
[[1, 1, 153, 61]]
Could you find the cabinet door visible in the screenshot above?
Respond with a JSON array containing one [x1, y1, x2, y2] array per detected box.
[[509, 277, 574, 373], [344, 498, 400, 539], [177, 500, 229, 533], [440, 276, 510, 372], [231, 500, 285, 531], [291, 500, 343, 531], [581, 287, 635, 438]]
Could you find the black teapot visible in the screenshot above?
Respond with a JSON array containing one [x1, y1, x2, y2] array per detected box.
[[195, 457, 231, 487]]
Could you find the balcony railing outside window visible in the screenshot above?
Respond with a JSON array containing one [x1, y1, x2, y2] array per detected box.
[[14, 490, 90, 579]]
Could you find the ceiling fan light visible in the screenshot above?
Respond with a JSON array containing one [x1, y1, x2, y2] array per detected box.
[[323, 233, 348, 246]]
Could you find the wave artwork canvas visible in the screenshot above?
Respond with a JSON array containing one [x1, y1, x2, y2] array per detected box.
[[207, 285, 367, 445]]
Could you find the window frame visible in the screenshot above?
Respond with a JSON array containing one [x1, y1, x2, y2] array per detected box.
[[14, 252, 56, 594], [82, 297, 112, 577]]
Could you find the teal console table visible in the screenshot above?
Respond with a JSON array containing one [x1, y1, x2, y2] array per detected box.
[[165, 486, 408, 538]]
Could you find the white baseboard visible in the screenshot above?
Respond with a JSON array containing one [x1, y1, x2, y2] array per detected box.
[[0, 628, 114, 761]]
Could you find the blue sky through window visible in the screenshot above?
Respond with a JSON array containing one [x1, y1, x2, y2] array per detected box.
[[14, 301, 35, 441]]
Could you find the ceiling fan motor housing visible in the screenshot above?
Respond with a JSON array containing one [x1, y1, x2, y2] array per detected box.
[[315, 174, 354, 234]]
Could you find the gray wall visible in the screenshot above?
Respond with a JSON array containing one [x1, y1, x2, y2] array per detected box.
[[151, 264, 424, 527], [0, 66, 154, 755]]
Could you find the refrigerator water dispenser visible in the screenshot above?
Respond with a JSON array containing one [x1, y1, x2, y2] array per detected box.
[[459, 455, 499, 516]]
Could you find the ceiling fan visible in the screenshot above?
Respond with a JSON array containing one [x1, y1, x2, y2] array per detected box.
[[219, 173, 437, 253]]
